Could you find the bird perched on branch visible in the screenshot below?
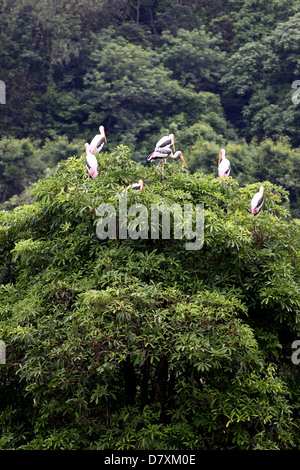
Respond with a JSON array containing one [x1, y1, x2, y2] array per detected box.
[[129, 180, 145, 193], [121, 179, 145, 197], [251, 186, 264, 215], [85, 143, 98, 179], [147, 148, 187, 174], [89, 125, 107, 154], [218, 148, 231, 178]]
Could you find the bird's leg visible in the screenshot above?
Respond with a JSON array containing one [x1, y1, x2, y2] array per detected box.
[[156, 159, 169, 179], [156, 159, 163, 173], [162, 159, 169, 178]]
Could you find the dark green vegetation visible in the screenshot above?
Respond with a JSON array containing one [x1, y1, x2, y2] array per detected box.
[[0, 0, 300, 451], [0, 0, 300, 216], [0, 148, 299, 449]]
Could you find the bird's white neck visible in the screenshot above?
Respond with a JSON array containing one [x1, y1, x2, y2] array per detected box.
[[171, 151, 181, 158]]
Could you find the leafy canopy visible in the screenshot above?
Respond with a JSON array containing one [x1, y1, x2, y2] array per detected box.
[[0, 146, 299, 450]]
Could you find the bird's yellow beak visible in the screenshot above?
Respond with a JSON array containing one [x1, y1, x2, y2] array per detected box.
[[142, 186, 146, 194], [104, 133, 107, 143], [180, 154, 188, 168], [173, 138, 175, 152], [218, 150, 222, 165]]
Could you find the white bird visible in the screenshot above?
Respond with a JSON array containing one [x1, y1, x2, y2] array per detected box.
[[251, 186, 264, 215], [89, 125, 107, 154], [121, 179, 145, 197], [218, 148, 231, 178], [129, 180, 145, 193], [85, 143, 98, 179], [155, 134, 175, 152], [147, 148, 187, 172]]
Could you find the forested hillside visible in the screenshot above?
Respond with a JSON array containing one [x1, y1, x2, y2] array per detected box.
[[0, 0, 300, 216], [0, 0, 300, 451]]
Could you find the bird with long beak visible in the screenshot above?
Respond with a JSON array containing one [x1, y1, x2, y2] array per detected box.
[[121, 179, 146, 197], [218, 148, 231, 178], [147, 148, 187, 174], [85, 143, 98, 179], [89, 125, 107, 154], [155, 134, 175, 152], [129, 180, 146, 193], [251, 186, 264, 215]]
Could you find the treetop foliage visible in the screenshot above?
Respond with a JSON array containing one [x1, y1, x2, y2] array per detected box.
[[0, 146, 299, 449]]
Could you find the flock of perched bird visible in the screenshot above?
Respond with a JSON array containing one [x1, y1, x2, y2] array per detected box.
[[84, 125, 264, 216]]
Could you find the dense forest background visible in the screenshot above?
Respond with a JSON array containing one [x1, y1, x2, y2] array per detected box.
[[0, 0, 300, 217], [0, 0, 300, 451]]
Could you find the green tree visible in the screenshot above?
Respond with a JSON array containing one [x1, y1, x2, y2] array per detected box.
[[0, 146, 299, 450], [158, 28, 226, 93], [0, 0, 106, 140], [0, 135, 84, 208], [221, 13, 300, 146], [184, 137, 300, 218], [81, 29, 229, 162], [0, 138, 44, 204], [231, 0, 300, 50]]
